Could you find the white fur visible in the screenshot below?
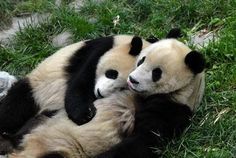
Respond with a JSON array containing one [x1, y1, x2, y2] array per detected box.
[[128, 39, 205, 110], [28, 41, 85, 110], [94, 76, 124, 97]]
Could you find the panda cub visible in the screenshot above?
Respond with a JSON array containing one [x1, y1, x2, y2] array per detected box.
[[0, 35, 150, 136], [96, 38, 205, 158], [7, 39, 146, 157], [0, 35, 153, 155], [8, 38, 205, 158]]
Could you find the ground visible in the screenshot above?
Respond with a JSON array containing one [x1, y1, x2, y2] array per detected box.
[[0, 0, 235, 157]]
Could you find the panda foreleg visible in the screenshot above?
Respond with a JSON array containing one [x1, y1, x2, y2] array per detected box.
[[64, 89, 96, 126], [65, 72, 97, 126], [0, 78, 39, 135]]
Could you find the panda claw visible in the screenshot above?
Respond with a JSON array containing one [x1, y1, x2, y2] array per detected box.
[[72, 106, 97, 125], [87, 106, 97, 119]]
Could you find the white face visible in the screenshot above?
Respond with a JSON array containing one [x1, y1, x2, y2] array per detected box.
[[95, 69, 127, 98], [127, 39, 194, 95], [94, 44, 138, 98]]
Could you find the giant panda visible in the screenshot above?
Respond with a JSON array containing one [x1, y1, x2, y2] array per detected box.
[[0, 35, 154, 156], [0, 35, 151, 137], [0, 29, 179, 154], [96, 38, 205, 158], [8, 38, 205, 158]]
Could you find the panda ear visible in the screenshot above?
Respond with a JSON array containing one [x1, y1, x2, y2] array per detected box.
[[166, 28, 182, 39], [146, 36, 159, 43], [129, 36, 143, 56], [185, 51, 206, 74]]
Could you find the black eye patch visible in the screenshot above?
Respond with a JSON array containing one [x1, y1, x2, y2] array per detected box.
[[137, 56, 146, 67], [105, 69, 118, 79], [152, 68, 162, 82]]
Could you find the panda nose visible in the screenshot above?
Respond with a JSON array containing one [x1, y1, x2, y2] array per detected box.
[[129, 76, 139, 84]]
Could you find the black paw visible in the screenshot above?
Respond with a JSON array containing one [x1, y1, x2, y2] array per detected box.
[[0, 134, 13, 155], [69, 105, 97, 126]]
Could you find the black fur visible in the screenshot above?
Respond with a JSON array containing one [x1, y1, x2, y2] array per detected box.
[[137, 56, 145, 67], [105, 69, 118, 79], [39, 152, 65, 158], [166, 28, 182, 39], [64, 36, 114, 125], [0, 110, 56, 154], [146, 36, 159, 43], [129, 36, 143, 56], [16, 109, 60, 141], [152, 68, 162, 82], [185, 51, 205, 74], [0, 135, 13, 155], [41, 109, 59, 118], [96, 94, 193, 158], [0, 79, 39, 135]]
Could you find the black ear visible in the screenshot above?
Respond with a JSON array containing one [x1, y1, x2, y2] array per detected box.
[[166, 28, 182, 39], [146, 36, 159, 43], [185, 51, 205, 74], [129, 36, 143, 56]]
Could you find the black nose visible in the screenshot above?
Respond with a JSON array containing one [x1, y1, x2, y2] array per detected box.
[[129, 76, 139, 84]]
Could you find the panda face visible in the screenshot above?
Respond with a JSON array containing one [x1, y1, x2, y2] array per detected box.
[[127, 39, 204, 95], [95, 44, 138, 98], [95, 69, 126, 98]]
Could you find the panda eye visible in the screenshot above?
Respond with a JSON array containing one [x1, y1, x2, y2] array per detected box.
[[152, 68, 162, 82], [137, 56, 146, 67], [105, 69, 118, 79]]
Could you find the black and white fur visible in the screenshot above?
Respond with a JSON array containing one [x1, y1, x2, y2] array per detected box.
[[64, 35, 150, 125], [65, 28, 181, 125], [0, 31, 171, 137], [6, 36, 148, 158], [8, 38, 205, 158], [0, 35, 152, 154], [96, 38, 205, 158]]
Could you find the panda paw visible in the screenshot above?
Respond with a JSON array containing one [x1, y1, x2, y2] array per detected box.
[[69, 105, 97, 125], [0, 134, 13, 155]]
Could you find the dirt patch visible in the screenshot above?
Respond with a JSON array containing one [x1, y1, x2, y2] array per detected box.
[[190, 29, 218, 49], [0, 13, 50, 45], [52, 31, 73, 47]]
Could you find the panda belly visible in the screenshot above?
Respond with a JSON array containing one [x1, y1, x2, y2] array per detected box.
[[10, 91, 135, 158]]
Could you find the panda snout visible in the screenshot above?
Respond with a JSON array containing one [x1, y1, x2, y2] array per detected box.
[[129, 76, 139, 85]]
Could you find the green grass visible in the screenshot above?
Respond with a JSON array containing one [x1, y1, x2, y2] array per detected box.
[[0, 0, 236, 157]]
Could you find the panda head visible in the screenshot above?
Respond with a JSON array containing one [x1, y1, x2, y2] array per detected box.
[[94, 36, 145, 98], [127, 39, 205, 96]]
